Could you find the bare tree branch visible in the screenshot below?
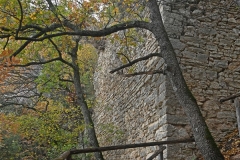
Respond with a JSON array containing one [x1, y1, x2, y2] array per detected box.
[[16, 0, 23, 38], [12, 23, 64, 57], [0, 34, 11, 39], [110, 53, 162, 74], [15, 21, 151, 41], [220, 92, 240, 103], [3, 36, 9, 49], [48, 38, 74, 68], [59, 78, 73, 83], [20, 24, 44, 31], [117, 52, 131, 63], [11, 57, 62, 67]]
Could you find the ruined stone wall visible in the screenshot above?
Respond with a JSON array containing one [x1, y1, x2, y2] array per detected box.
[[164, 0, 240, 139], [93, 31, 176, 159], [93, 0, 240, 159]]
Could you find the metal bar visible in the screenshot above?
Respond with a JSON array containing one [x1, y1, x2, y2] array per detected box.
[[158, 145, 164, 160], [147, 145, 166, 160], [54, 138, 194, 160], [70, 139, 194, 154]]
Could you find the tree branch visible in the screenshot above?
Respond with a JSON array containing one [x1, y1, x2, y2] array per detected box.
[[110, 53, 161, 74], [12, 57, 62, 67], [117, 52, 131, 63], [16, 0, 23, 38], [15, 21, 151, 41], [48, 38, 74, 68], [59, 78, 73, 83], [3, 37, 9, 50], [220, 92, 240, 103], [12, 31, 45, 57], [0, 34, 11, 39], [20, 24, 44, 31], [12, 23, 63, 57]]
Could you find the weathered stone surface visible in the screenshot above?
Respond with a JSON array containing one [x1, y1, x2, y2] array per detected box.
[[228, 18, 237, 23], [206, 45, 218, 51], [206, 70, 217, 80], [202, 100, 220, 110], [217, 111, 236, 119], [187, 47, 205, 54], [182, 50, 196, 59], [199, 27, 217, 35], [235, 39, 240, 46], [170, 38, 186, 51], [214, 59, 228, 69], [196, 53, 209, 63], [230, 154, 240, 160], [167, 115, 189, 125], [148, 121, 159, 133], [177, 128, 189, 138], [180, 36, 204, 47]]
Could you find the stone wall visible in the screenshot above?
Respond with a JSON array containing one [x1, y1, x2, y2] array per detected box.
[[93, 0, 240, 159], [167, 0, 240, 140]]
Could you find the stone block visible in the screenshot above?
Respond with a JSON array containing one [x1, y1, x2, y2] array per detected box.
[[202, 100, 220, 110], [155, 130, 168, 140], [206, 70, 218, 80], [228, 62, 240, 70], [170, 38, 186, 51], [217, 111, 236, 119], [199, 27, 217, 35], [227, 81, 240, 89], [159, 114, 167, 126], [191, 67, 207, 80], [214, 59, 228, 69], [235, 39, 240, 46], [206, 45, 218, 51], [210, 81, 221, 89], [228, 18, 237, 23], [218, 123, 235, 132], [167, 115, 189, 125], [233, 28, 240, 35], [219, 39, 233, 46], [196, 53, 209, 63], [176, 128, 189, 138], [230, 154, 240, 160], [192, 9, 203, 15], [182, 50, 196, 59], [148, 121, 159, 133], [180, 36, 204, 45], [160, 104, 176, 116], [187, 46, 205, 54]]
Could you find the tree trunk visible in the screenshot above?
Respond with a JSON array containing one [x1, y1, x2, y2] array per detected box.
[[70, 39, 104, 160], [147, 0, 224, 159]]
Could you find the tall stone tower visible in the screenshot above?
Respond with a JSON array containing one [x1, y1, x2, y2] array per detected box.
[[93, 0, 240, 159]]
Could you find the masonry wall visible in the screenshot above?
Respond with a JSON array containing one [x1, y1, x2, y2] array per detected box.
[[163, 0, 240, 139], [93, 0, 240, 159]]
